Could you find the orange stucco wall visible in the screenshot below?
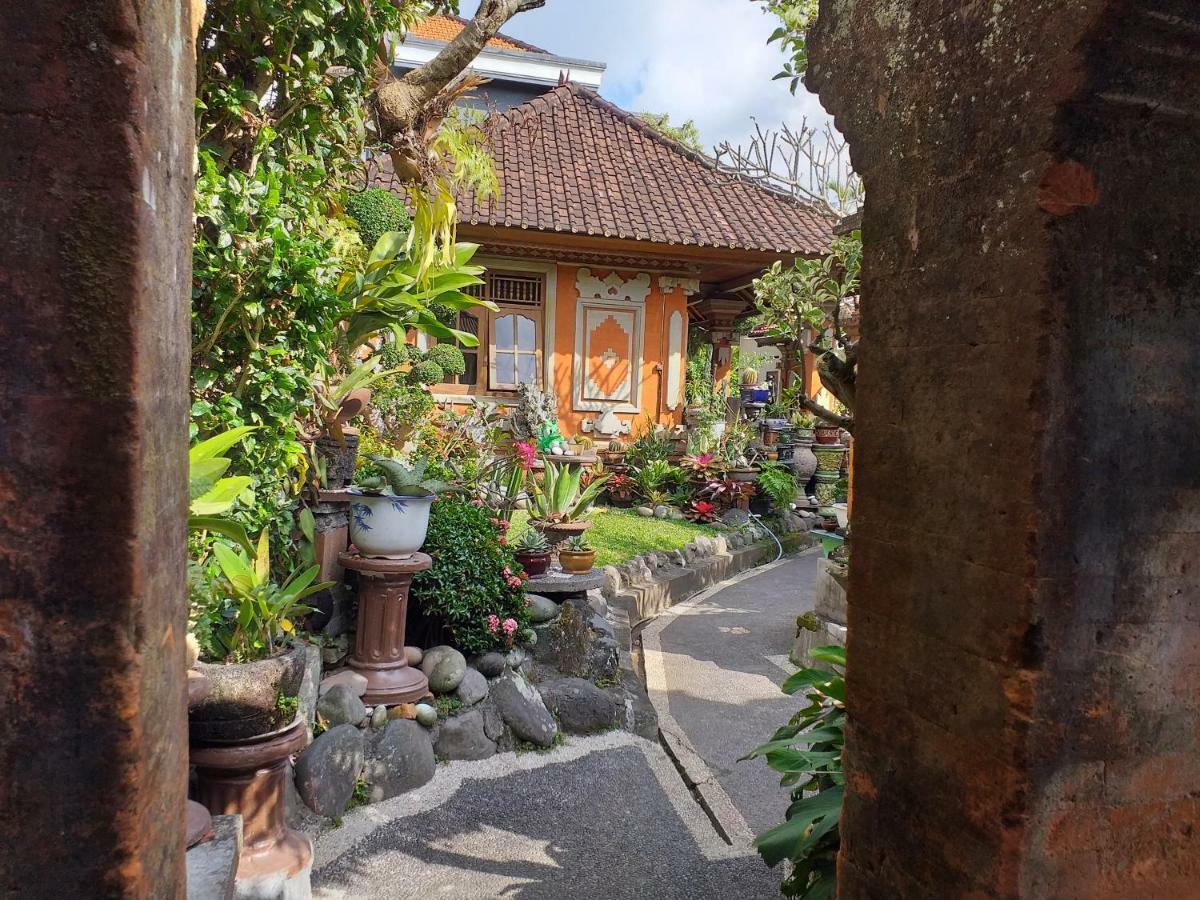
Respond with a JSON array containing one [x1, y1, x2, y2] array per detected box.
[[437, 261, 689, 440]]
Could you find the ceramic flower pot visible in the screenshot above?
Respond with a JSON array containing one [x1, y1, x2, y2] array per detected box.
[[532, 519, 592, 549], [814, 424, 842, 445], [729, 467, 759, 483], [189, 644, 307, 743], [348, 491, 435, 559], [558, 549, 596, 574], [514, 549, 553, 577]]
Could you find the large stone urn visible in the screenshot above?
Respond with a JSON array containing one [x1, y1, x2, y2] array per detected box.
[[792, 434, 819, 486], [812, 443, 848, 515]]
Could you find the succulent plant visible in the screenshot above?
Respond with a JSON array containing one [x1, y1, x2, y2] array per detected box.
[[607, 439, 625, 453], [514, 529, 550, 553], [355, 455, 452, 497], [564, 535, 591, 552]]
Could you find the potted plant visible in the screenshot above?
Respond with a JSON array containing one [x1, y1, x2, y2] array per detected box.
[[792, 413, 817, 444], [513, 528, 553, 577], [190, 532, 334, 742], [348, 456, 451, 559], [529, 459, 610, 545], [311, 358, 395, 488], [814, 419, 842, 445], [558, 535, 596, 574], [605, 472, 637, 507]]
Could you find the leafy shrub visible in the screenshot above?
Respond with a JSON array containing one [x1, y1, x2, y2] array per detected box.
[[345, 187, 412, 250], [744, 645, 846, 899], [426, 344, 466, 377], [757, 462, 798, 509], [410, 497, 530, 655]]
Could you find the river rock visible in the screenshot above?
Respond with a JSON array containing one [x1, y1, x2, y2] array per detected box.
[[318, 670, 367, 698], [637, 506, 654, 517], [473, 652, 507, 678], [362, 720, 435, 802], [490, 671, 557, 748], [538, 678, 619, 735], [414, 703, 438, 727], [317, 684, 367, 728], [421, 646, 467, 694], [526, 593, 559, 624], [455, 668, 489, 707], [370, 705, 388, 730], [654, 505, 670, 518], [404, 646, 423, 666], [433, 709, 496, 761], [293, 725, 365, 818]]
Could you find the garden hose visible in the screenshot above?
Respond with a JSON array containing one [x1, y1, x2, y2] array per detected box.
[[748, 512, 784, 563]]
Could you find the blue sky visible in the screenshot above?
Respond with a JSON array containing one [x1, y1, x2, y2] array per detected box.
[[459, 0, 834, 152]]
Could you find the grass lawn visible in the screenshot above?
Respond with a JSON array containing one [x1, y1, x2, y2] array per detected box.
[[510, 508, 719, 569]]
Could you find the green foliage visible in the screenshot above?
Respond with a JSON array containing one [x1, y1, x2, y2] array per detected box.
[[355, 455, 452, 497], [514, 529, 550, 553], [426, 344, 466, 377], [189, 426, 258, 552], [196, 531, 334, 662], [410, 497, 530, 655], [638, 111, 704, 153], [345, 187, 412, 250], [756, 462, 798, 509], [625, 419, 674, 469], [564, 535, 591, 552], [529, 461, 610, 524], [510, 509, 718, 569], [744, 645, 845, 899], [756, 0, 821, 93]]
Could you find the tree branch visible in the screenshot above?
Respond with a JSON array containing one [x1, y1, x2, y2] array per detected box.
[[375, 0, 546, 143], [799, 397, 853, 432]]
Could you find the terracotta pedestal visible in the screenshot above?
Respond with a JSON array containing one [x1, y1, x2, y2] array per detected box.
[[340, 551, 432, 706], [191, 720, 311, 885]]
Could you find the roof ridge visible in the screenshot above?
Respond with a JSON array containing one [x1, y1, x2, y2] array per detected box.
[[558, 83, 835, 221], [436, 12, 550, 55]]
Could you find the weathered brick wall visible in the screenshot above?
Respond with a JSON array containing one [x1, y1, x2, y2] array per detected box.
[[0, 1, 195, 896], [808, 1, 1200, 896]]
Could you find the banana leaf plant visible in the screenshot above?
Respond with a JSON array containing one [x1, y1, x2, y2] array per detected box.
[[189, 425, 257, 553], [529, 460, 610, 524], [742, 644, 846, 900], [209, 530, 334, 662], [337, 231, 496, 352]]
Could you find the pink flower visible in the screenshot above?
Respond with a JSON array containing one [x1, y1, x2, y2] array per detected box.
[[502, 566, 512, 578], [498, 519, 510, 533], [514, 440, 537, 471], [507, 576, 522, 588], [498, 536, 508, 546], [502, 618, 518, 635], [487, 614, 500, 634]]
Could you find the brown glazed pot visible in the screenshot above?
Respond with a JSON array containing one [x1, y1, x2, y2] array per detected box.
[[190, 644, 307, 743], [814, 424, 842, 445], [514, 549, 553, 577], [558, 549, 596, 574]]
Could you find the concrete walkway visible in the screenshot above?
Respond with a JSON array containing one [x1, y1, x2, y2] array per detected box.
[[643, 551, 819, 842], [311, 732, 779, 899], [310, 552, 817, 899]]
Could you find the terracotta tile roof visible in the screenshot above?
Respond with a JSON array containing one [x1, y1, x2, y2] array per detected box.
[[371, 84, 833, 255], [408, 14, 547, 54]]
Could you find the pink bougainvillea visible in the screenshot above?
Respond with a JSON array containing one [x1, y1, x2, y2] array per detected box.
[[502, 618, 518, 635], [487, 614, 500, 634]]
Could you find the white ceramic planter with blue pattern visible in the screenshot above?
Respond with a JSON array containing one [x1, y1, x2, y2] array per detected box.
[[347, 491, 435, 559]]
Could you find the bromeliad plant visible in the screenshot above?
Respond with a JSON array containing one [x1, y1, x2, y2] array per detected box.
[[743, 645, 846, 900], [529, 460, 610, 524], [201, 531, 335, 663]]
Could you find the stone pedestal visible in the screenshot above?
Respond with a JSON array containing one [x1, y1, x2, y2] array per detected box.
[[191, 721, 311, 896], [340, 551, 432, 706]]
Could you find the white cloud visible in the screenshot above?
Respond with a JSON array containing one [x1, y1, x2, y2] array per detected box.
[[459, 0, 835, 152]]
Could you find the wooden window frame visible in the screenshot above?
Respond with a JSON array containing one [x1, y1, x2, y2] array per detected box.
[[435, 270, 546, 397]]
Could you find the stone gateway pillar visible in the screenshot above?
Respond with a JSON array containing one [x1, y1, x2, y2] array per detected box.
[[0, 1, 195, 897], [808, 2, 1200, 897]]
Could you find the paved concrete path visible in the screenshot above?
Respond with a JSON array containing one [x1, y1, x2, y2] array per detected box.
[[643, 551, 819, 842], [311, 731, 779, 899]]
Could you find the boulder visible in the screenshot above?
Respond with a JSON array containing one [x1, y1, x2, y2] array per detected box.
[[319, 670, 367, 698], [636, 506, 654, 517], [526, 593, 559, 625], [320, 634, 350, 668], [654, 505, 670, 518], [538, 678, 619, 735], [362, 720, 435, 802], [490, 671, 558, 748], [473, 652, 507, 678], [506, 647, 526, 669], [404, 646, 423, 666], [433, 709, 497, 761], [479, 699, 506, 742], [530, 600, 618, 683], [455, 668, 489, 707], [317, 684, 367, 728], [601, 566, 622, 600], [421, 646, 467, 694], [293, 725, 365, 819]]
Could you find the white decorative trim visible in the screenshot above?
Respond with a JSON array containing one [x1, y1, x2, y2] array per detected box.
[[392, 40, 605, 90], [576, 268, 652, 305], [572, 270, 649, 414], [658, 275, 700, 295], [666, 310, 684, 412]]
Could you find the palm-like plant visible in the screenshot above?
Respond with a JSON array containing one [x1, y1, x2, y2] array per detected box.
[[529, 461, 609, 524], [189, 426, 257, 553]]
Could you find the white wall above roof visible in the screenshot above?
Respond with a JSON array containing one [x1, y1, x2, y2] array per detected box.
[[393, 38, 604, 90]]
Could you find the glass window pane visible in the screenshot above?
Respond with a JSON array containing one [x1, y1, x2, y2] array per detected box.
[[516, 315, 536, 350], [517, 353, 537, 383], [461, 351, 477, 385], [495, 353, 515, 386], [495, 315, 515, 350]]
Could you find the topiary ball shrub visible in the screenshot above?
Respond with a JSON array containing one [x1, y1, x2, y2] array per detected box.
[[345, 187, 411, 251], [410, 496, 531, 656], [426, 344, 466, 378], [409, 359, 444, 386]]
